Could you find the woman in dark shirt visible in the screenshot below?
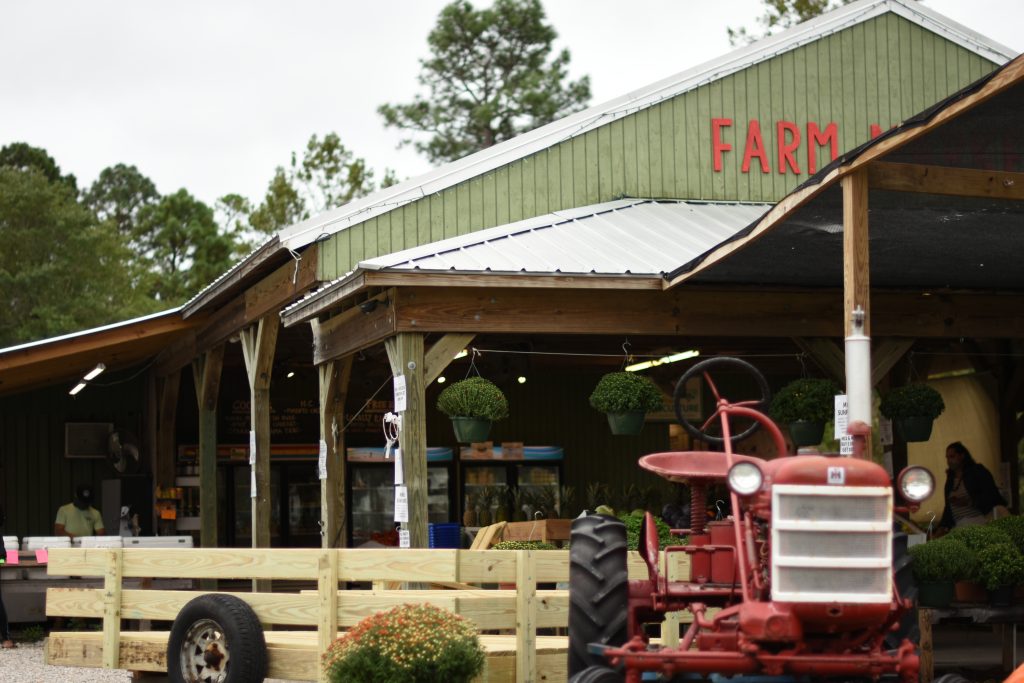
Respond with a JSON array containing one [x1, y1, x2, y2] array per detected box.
[[938, 441, 1007, 532]]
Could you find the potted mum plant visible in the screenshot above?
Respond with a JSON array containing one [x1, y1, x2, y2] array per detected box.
[[323, 603, 485, 683], [975, 542, 1024, 606], [436, 376, 509, 443], [879, 383, 945, 442], [769, 377, 840, 448], [589, 371, 664, 435], [909, 539, 970, 607]]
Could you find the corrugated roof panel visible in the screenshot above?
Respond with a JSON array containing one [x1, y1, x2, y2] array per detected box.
[[364, 200, 770, 277]]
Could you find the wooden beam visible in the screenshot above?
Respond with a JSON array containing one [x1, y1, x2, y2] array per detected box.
[[792, 338, 845, 385], [315, 349, 353, 549], [192, 345, 225, 554], [156, 371, 180, 491], [424, 333, 476, 386], [384, 333, 428, 548], [316, 550, 339, 683], [313, 291, 396, 364], [870, 339, 914, 387], [153, 329, 197, 378], [240, 314, 279, 593], [843, 169, 870, 337], [868, 161, 1024, 201]]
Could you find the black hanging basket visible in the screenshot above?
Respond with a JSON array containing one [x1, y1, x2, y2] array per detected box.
[[896, 416, 934, 442], [606, 411, 646, 436], [788, 420, 825, 448], [451, 416, 492, 443]]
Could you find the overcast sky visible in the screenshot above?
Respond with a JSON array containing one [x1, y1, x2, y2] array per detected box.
[[0, 1, 1019, 209]]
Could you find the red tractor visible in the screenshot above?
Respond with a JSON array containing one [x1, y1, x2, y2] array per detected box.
[[568, 356, 935, 683]]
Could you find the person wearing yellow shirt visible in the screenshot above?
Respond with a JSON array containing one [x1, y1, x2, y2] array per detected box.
[[54, 485, 105, 539]]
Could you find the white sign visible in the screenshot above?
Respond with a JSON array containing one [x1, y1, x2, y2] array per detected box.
[[394, 448, 404, 485], [317, 440, 328, 480], [840, 435, 854, 456], [827, 466, 846, 485], [393, 375, 407, 412], [834, 395, 848, 439], [394, 486, 409, 523], [249, 430, 256, 465], [398, 529, 411, 548], [250, 469, 257, 498], [879, 418, 894, 446]]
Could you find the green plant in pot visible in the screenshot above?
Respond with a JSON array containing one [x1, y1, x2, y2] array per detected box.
[[589, 371, 664, 435], [975, 542, 1024, 606], [769, 377, 840, 448], [909, 539, 970, 607], [879, 383, 945, 442], [436, 377, 509, 443]]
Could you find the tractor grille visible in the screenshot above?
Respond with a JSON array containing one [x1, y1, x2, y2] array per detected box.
[[771, 484, 892, 604]]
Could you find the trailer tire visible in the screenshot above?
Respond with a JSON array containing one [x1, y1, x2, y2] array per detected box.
[[569, 515, 629, 677], [167, 594, 267, 683], [569, 665, 624, 683]]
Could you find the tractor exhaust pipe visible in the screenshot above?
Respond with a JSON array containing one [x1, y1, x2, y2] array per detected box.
[[845, 306, 872, 459]]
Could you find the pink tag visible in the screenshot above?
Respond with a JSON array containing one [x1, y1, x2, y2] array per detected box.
[[5, 550, 18, 565], [35, 549, 48, 564]]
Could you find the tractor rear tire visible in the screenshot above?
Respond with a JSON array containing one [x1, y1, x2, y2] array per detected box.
[[569, 665, 624, 683], [569, 515, 629, 677]]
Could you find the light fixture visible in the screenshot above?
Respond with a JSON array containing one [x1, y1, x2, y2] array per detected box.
[[453, 349, 468, 360], [286, 371, 296, 379], [69, 363, 106, 396], [517, 376, 527, 384], [625, 350, 700, 373], [437, 375, 447, 384]]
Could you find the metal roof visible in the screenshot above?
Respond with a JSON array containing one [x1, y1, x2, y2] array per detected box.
[[359, 200, 770, 276], [274, 0, 1014, 253]]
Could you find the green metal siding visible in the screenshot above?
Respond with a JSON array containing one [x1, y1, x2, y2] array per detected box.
[[320, 14, 998, 279]]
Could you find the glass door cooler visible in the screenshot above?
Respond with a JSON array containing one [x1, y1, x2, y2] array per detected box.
[[459, 445, 563, 525], [346, 446, 455, 547]]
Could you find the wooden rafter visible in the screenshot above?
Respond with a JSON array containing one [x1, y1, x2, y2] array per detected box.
[[424, 333, 476, 386], [868, 161, 1024, 200]]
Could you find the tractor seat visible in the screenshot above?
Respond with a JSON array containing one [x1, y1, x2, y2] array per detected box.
[[639, 451, 763, 484]]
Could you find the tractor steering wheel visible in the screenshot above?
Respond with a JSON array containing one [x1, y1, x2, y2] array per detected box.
[[673, 356, 772, 447]]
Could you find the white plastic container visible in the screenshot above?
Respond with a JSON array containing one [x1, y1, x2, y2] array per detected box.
[[77, 536, 124, 548], [22, 536, 71, 579]]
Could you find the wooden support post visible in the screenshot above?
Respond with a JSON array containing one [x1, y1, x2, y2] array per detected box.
[[192, 345, 225, 553], [156, 371, 181, 491], [515, 549, 538, 683], [384, 333, 427, 548], [315, 349, 353, 549], [241, 314, 279, 592], [842, 168, 871, 338], [101, 549, 123, 670], [316, 550, 340, 683], [918, 608, 934, 683], [424, 333, 476, 386]]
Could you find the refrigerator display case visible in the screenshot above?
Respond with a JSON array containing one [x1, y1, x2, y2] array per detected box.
[[347, 447, 455, 547], [460, 445, 563, 524]]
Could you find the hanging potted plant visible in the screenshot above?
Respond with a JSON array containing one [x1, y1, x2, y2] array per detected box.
[[769, 377, 839, 448], [436, 377, 509, 443], [589, 371, 664, 436], [880, 383, 945, 442]]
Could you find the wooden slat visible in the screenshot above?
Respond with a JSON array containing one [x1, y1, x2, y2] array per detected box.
[[101, 550, 122, 669], [515, 549, 537, 683], [424, 333, 476, 386], [868, 161, 1024, 200], [317, 551, 339, 683], [313, 291, 396, 364], [48, 548, 322, 580]]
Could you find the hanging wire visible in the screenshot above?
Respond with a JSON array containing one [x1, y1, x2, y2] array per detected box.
[[341, 375, 393, 432], [621, 338, 633, 370], [465, 348, 483, 379], [797, 351, 809, 378]]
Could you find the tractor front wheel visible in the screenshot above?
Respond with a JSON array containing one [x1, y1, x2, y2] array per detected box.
[[569, 664, 625, 683], [569, 515, 629, 677]]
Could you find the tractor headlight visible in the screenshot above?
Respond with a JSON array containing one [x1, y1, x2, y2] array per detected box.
[[728, 461, 763, 496], [897, 466, 935, 502]]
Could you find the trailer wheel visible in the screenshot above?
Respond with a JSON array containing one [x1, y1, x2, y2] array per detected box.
[[569, 515, 628, 677], [167, 594, 267, 683], [569, 665, 624, 683], [674, 356, 771, 446]]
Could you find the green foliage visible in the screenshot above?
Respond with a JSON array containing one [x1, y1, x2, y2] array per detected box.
[[909, 539, 974, 582], [379, 0, 591, 164], [83, 163, 159, 238], [323, 603, 485, 683], [492, 540, 557, 550], [946, 523, 1012, 553], [618, 511, 676, 551], [989, 515, 1024, 554], [589, 372, 663, 413], [15, 624, 46, 642], [436, 377, 509, 420], [879, 384, 945, 420], [727, 0, 855, 46], [249, 132, 383, 235], [769, 377, 839, 424], [975, 542, 1024, 591], [0, 166, 154, 346], [0, 142, 77, 192]]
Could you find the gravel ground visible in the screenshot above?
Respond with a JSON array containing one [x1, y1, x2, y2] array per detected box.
[[0, 640, 300, 682]]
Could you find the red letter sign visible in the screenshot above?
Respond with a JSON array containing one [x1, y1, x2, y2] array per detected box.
[[806, 122, 838, 174], [776, 121, 801, 174], [712, 118, 733, 172], [741, 120, 769, 173]]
